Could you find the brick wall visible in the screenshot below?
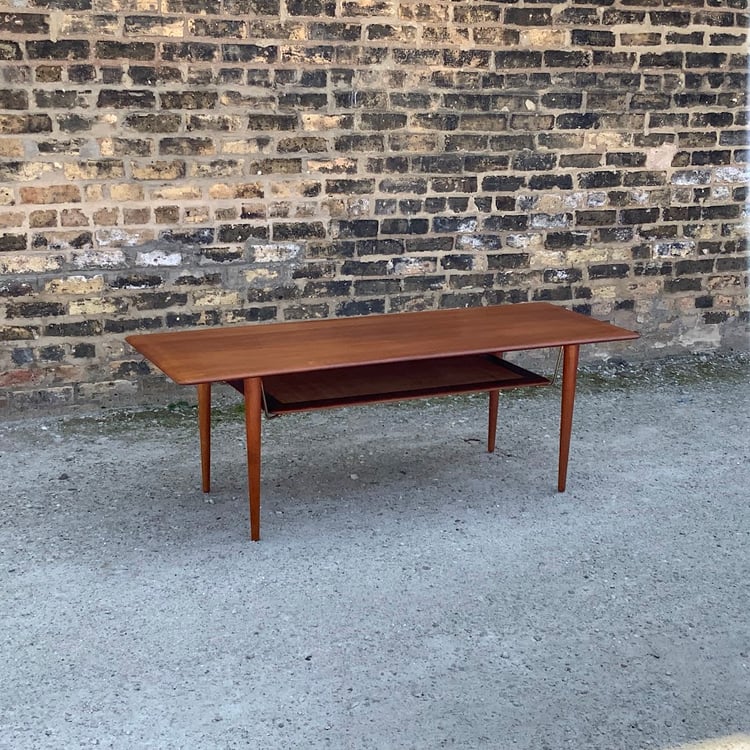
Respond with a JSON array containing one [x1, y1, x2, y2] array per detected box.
[[1, 0, 748, 409]]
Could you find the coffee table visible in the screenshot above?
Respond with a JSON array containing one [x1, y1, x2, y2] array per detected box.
[[127, 302, 638, 539]]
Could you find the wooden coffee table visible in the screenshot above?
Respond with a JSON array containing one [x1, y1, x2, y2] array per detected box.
[[127, 302, 638, 540]]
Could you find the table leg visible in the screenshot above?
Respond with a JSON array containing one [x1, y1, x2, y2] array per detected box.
[[488, 389, 500, 453], [197, 382, 211, 493], [558, 344, 579, 492], [244, 376, 263, 541]]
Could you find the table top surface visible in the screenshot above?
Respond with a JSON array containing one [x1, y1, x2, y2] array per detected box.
[[126, 302, 639, 385]]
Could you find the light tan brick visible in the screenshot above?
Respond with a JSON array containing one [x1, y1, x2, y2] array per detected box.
[[0, 253, 64, 274], [193, 290, 240, 307], [0, 211, 24, 228], [20, 185, 81, 205], [150, 185, 201, 200], [111, 184, 145, 201], [45, 275, 105, 295], [0, 139, 24, 157], [68, 298, 120, 315]]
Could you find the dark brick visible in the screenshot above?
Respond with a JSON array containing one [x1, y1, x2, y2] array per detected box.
[[98, 89, 155, 108], [11, 348, 34, 365], [73, 343, 96, 358], [483, 213, 527, 231], [361, 112, 407, 130], [161, 43, 218, 61], [716, 257, 749, 272], [640, 52, 683, 69], [544, 268, 583, 284], [702, 204, 741, 220], [124, 113, 181, 133], [0, 234, 27, 252], [578, 171, 622, 189], [27, 40, 89, 60], [0, 281, 34, 297], [676, 260, 715, 276], [354, 279, 400, 295], [96, 41, 156, 60], [303, 280, 351, 297], [620, 208, 660, 225], [545, 233, 589, 250], [440, 292, 484, 308], [529, 174, 574, 190], [273, 222, 326, 240], [216, 224, 266, 243], [505, 7, 551, 25], [571, 29, 615, 47], [432, 216, 477, 234], [412, 155, 464, 174], [133, 292, 188, 310], [487, 253, 530, 270], [336, 299, 384, 316], [687, 52, 728, 69], [589, 264, 630, 280], [0, 12, 49, 34], [45, 320, 102, 337], [664, 278, 702, 293], [533, 287, 572, 302], [326, 179, 376, 194], [606, 152, 647, 168], [39, 345, 65, 361], [6, 301, 65, 319], [381, 218, 429, 235], [111, 275, 163, 289], [219, 43, 277, 63], [0, 89, 28, 109], [430, 176, 477, 193], [511, 151, 556, 171], [545, 51, 591, 68], [334, 134, 384, 152], [287, 0, 335, 15], [159, 228, 216, 245], [129, 65, 183, 86], [160, 91, 218, 109], [104, 317, 162, 333], [494, 51, 543, 69], [692, 150, 732, 166], [703, 311, 730, 324], [283, 304, 329, 321], [334, 220, 378, 239]]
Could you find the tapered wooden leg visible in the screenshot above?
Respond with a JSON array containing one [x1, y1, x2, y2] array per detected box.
[[558, 344, 579, 492], [244, 376, 262, 541], [488, 389, 500, 453], [197, 382, 211, 493]]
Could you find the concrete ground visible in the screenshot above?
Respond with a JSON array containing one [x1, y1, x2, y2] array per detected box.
[[1, 354, 749, 750]]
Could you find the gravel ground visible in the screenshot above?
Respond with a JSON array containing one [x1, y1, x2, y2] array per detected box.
[[1, 354, 749, 750]]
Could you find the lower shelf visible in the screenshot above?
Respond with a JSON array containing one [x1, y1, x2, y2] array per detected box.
[[228, 354, 550, 415]]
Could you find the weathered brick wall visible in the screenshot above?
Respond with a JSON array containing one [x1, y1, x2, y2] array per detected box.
[[1, 0, 748, 409]]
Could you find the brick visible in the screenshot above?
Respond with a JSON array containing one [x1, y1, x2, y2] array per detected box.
[[336, 299, 384, 316], [98, 89, 156, 108], [0, 114, 53, 134], [27, 40, 90, 60]]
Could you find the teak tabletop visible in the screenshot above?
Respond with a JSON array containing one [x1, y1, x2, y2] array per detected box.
[[126, 301, 637, 385]]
